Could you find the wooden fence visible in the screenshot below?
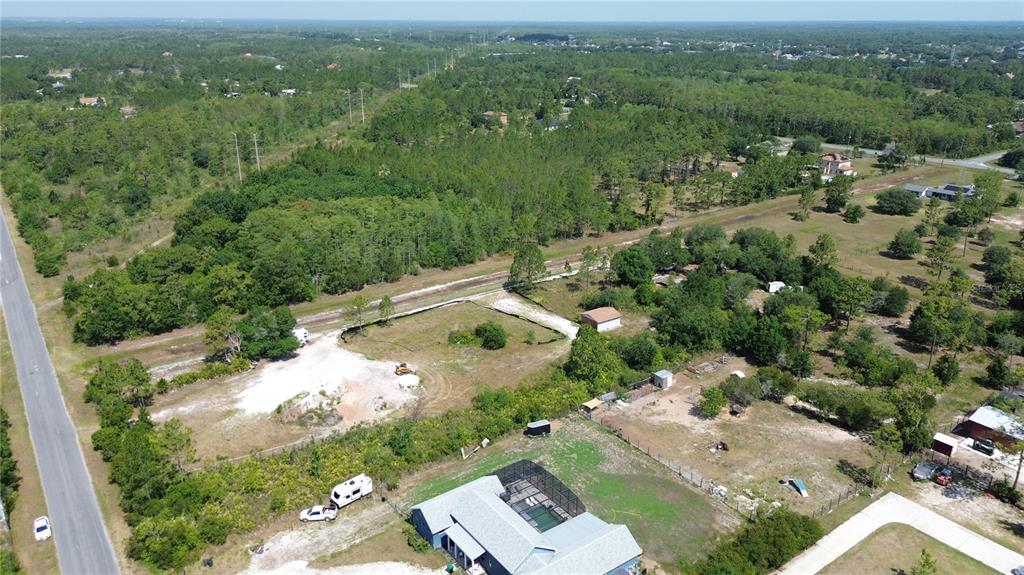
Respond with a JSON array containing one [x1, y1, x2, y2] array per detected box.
[[593, 415, 757, 519]]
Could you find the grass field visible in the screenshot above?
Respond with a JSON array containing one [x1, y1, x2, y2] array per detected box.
[[409, 417, 737, 568], [0, 311, 59, 575], [345, 302, 568, 415], [819, 523, 999, 575]]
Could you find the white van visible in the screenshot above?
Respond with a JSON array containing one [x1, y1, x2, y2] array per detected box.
[[330, 474, 373, 508]]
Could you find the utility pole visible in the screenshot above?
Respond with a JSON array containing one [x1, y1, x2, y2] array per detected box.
[[359, 87, 365, 123], [252, 133, 261, 172], [347, 90, 353, 127], [231, 132, 242, 181]]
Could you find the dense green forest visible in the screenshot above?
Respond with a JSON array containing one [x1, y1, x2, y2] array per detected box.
[[1, 23, 1015, 343], [2, 23, 1021, 291]]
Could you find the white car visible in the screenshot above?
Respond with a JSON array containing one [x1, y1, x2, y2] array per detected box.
[[33, 516, 52, 542], [299, 505, 337, 522]]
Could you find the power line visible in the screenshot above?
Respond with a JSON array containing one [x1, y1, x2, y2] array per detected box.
[[252, 133, 261, 172], [231, 132, 242, 181]]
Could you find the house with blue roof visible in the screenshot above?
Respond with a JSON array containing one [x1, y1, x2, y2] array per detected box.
[[409, 460, 642, 575]]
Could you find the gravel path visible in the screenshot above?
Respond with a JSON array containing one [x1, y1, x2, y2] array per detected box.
[[473, 292, 579, 339]]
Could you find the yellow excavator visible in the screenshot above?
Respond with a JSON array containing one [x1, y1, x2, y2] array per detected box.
[[395, 363, 412, 376]]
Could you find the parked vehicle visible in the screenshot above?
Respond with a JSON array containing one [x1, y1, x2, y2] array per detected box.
[[911, 461, 939, 481], [331, 473, 373, 509], [1010, 565, 1024, 575], [935, 468, 953, 487], [299, 505, 337, 522], [972, 438, 996, 456], [33, 516, 52, 542]]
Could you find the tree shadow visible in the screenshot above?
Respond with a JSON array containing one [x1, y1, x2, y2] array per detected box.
[[969, 295, 999, 310], [899, 274, 929, 291], [879, 249, 913, 261], [999, 519, 1024, 539], [837, 459, 874, 487]]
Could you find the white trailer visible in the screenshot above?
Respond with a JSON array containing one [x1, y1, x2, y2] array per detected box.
[[292, 328, 310, 347], [330, 474, 373, 508]]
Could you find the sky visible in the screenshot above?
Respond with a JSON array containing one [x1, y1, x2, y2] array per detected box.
[[2, 1, 1022, 22]]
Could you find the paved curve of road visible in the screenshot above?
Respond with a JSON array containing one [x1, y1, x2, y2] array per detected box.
[[1, 205, 120, 574], [777, 492, 1024, 574]]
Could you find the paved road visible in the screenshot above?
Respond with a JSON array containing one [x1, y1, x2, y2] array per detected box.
[[0, 205, 121, 574], [777, 492, 1024, 574], [820, 142, 1015, 176]]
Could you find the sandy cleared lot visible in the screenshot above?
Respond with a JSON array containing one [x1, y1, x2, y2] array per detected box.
[[600, 361, 875, 514], [152, 333, 420, 459]]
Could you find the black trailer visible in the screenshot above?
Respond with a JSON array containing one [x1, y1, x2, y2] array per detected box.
[[525, 420, 551, 436]]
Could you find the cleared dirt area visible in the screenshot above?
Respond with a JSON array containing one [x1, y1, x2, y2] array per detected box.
[[600, 362, 876, 514], [345, 301, 569, 416], [152, 333, 422, 460], [151, 301, 569, 459], [820, 523, 998, 574]]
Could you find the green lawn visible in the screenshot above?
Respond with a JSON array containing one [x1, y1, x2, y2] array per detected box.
[[411, 417, 732, 567], [820, 523, 999, 575]]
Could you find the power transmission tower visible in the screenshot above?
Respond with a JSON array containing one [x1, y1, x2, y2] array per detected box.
[[231, 132, 242, 181], [252, 133, 261, 171], [359, 87, 365, 123]]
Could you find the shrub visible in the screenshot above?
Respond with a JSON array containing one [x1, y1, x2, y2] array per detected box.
[[878, 286, 910, 317], [404, 523, 431, 553], [936, 223, 961, 240], [842, 204, 866, 223], [989, 480, 1022, 505], [686, 509, 822, 575], [474, 321, 508, 350], [447, 329, 478, 346], [721, 375, 764, 406], [580, 287, 634, 311], [931, 355, 960, 386], [611, 245, 655, 288], [0, 409, 21, 515], [888, 229, 922, 259], [699, 386, 728, 417], [874, 188, 922, 216]]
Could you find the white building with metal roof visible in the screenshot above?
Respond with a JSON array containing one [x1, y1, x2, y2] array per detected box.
[[410, 466, 642, 575]]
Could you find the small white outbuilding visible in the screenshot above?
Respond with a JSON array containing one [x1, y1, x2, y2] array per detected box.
[[767, 281, 786, 294]]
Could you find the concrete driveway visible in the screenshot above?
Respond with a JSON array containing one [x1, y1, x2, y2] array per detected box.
[[777, 492, 1023, 574]]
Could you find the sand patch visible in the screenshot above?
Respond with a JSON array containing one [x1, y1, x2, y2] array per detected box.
[[236, 333, 420, 417], [474, 292, 579, 338]]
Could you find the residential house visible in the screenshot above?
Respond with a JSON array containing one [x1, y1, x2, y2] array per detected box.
[[78, 96, 103, 107], [966, 405, 1023, 448], [281, 88, 297, 96], [410, 461, 642, 575], [119, 105, 136, 118], [903, 183, 975, 201], [819, 152, 856, 179]]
